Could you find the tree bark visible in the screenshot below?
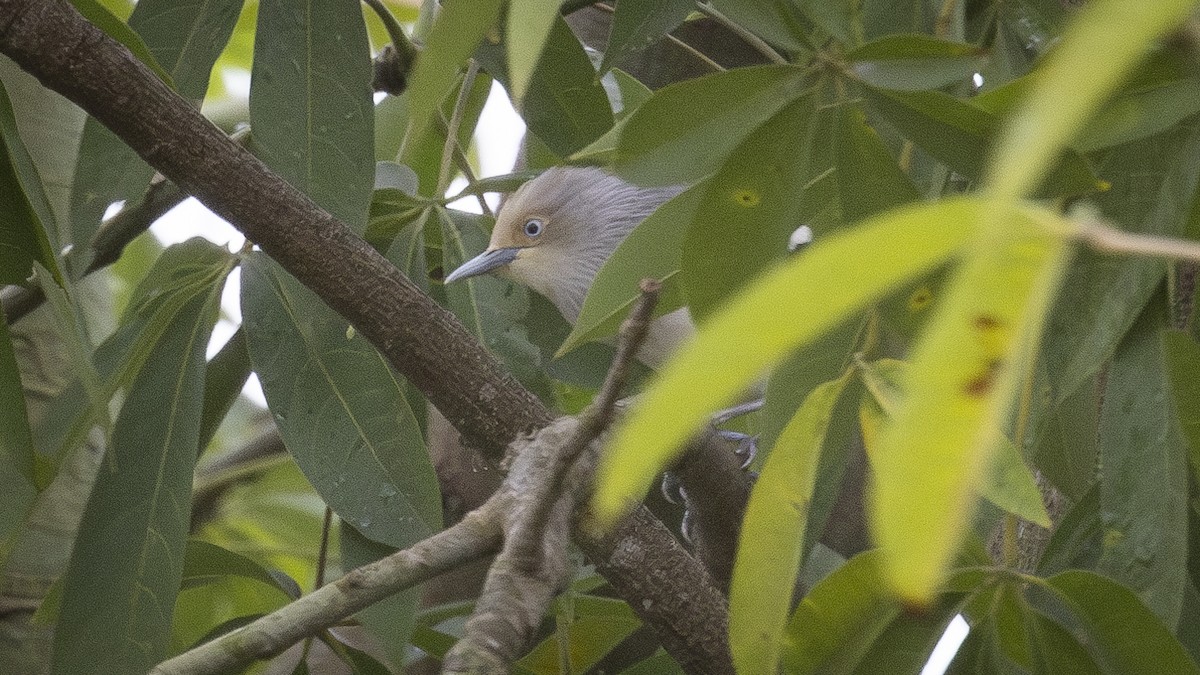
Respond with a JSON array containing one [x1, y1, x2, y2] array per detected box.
[[0, 0, 732, 669]]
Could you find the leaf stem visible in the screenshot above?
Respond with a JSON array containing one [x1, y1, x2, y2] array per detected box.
[[593, 2, 724, 72], [437, 59, 479, 197], [362, 0, 417, 61], [694, 2, 789, 65], [1074, 219, 1200, 263]]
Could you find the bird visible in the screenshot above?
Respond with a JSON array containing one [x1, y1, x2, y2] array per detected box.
[[444, 165, 692, 369]]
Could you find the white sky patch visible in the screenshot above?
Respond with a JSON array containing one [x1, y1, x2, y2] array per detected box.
[[922, 615, 970, 675]]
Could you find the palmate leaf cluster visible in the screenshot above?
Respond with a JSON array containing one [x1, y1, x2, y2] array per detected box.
[[2, 0, 1200, 673]]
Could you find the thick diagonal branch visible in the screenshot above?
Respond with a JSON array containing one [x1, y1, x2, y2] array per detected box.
[[0, 1, 731, 670]]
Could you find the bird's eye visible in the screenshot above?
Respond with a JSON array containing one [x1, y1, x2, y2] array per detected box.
[[523, 218, 544, 237]]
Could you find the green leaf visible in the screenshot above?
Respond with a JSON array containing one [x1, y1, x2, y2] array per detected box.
[[67, 0, 242, 272], [28, 265, 106, 480], [850, 593, 967, 674], [180, 538, 297, 599], [730, 371, 853, 674], [559, 183, 702, 357], [0, 311, 32, 484], [506, 0, 565, 103], [404, 0, 503, 144], [1094, 301, 1188, 626], [682, 96, 819, 320], [52, 257, 227, 674], [987, 582, 1035, 670], [0, 58, 86, 229], [196, 329, 252, 455], [0, 79, 61, 284], [1076, 78, 1200, 152], [794, 0, 854, 46], [443, 170, 540, 202], [760, 316, 865, 453], [31, 241, 231, 468], [863, 87, 1102, 197], [622, 652, 684, 675], [983, 436, 1052, 528], [188, 460, 327, 604], [374, 160, 420, 195], [68, 0, 175, 86], [613, 64, 808, 186], [598, 0, 694, 75], [859, 0, 930, 41], [710, 0, 810, 52], [1037, 486, 1103, 577], [833, 104, 919, 223], [592, 198, 982, 526], [870, 206, 1070, 603], [1034, 570, 1200, 675], [779, 551, 899, 674], [0, 310, 37, 571], [987, 0, 1198, 200], [523, 14, 615, 157], [321, 633, 393, 675], [399, 67, 493, 197], [477, 13, 614, 157], [250, 0, 375, 231], [340, 523, 420, 670], [240, 254, 442, 548], [846, 35, 985, 91], [609, 68, 654, 120], [1028, 371, 1101, 502], [517, 600, 642, 673], [1027, 609, 1105, 675], [859, 359, 1050, 527], [1042, 127, 1200, 422], [243, 0, 436, 549]]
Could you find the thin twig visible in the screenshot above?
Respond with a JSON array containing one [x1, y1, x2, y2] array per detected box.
[[437, 113, 494, 217], [362, 0, 416, 60], [511, 279, 662, 565], [663, 32, 726, 72], [437, 59, 479, 197], [152, 506, 502, 675], [364, 0, 418, 96], [1074, 220, 1200, 262], [694, 2, 789, 65], [444, 281, 662, 671], [593, 2, 725, 72], [1, 178, 188, 323]]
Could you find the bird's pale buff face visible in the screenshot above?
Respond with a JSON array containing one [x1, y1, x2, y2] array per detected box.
[[445, 166, 684, 322]]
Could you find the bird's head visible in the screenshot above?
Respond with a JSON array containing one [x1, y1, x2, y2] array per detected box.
[[445, 166, 683, 321]]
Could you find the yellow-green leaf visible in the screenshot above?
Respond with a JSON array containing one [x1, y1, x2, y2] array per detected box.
[[730, 370, 854, 674], [858, 358, 1050, 527], [869, 207, 1071, 603], [984, 437, 1051, 528], [591, 198, 985, 525]]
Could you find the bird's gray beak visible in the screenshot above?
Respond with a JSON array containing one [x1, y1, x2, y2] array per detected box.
[[444, 247, 521, 283]]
